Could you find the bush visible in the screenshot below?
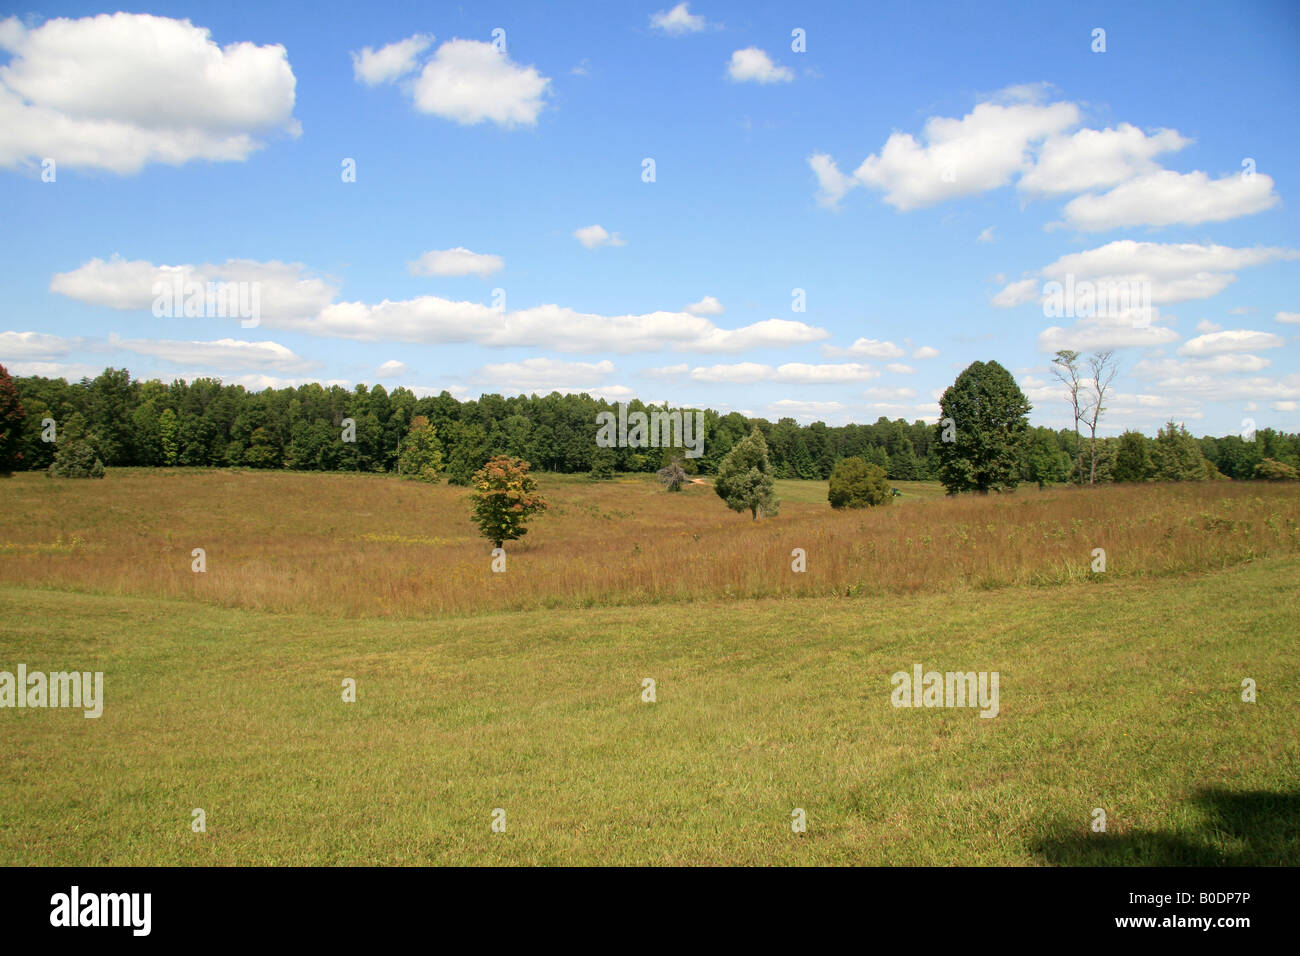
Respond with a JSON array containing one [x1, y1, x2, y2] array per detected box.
[[48, 440, 105, 479], [1254, 458, 1299, 481], [828, 457, 891, 508]]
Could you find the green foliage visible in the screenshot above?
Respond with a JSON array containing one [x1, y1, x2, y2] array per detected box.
[[1024, 429, 1070, 489], [588, 446, 616, 480], [1254, 458, 1299, 481], [469, 456, 548, 548], [397, 415, 444, 482], [828, 456, 891, 508], [1113, 430, 1153, 483], [48, 413, 105, 479], [714, 427, 780, 520], [1152, 421, 1208, 482], [157, 407, 180, 466], [934, 360, 1031, 494], [0, 363, 25, 476], [7, 365, 1298, 486]]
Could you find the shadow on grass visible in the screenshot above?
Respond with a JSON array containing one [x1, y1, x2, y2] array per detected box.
[[1031, 788, 1300, 866]]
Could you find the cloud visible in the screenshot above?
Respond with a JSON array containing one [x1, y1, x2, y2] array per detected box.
[[1037, 310, 1182, 352], [977, 227, 995, 243], [1018, 124, 1190, 196], [474, 357, 616, 393], [684, 295, 724, 316], [727, 48, 793, 84], [1059, 169, 1280, 231], [1277, 311, 1300, 324], [651, 3, 709, 35], [1135, 354, 1272, 376], [0, 12, 300, 173], [1274, 401, 1298, 412], [1195, 319, 1223, 333], [574, 224, 625, 249], [1177, 329, 1285, 356], [824, 337, 905, 358], [0, 330, 86, 360], [4, 361, 104, 380], [810, 91, 1271, 229], [995, 241, 1300, 313], [377, 360, 406, 377], [833, 93, 1078, 210], [912, 345, 940, 359], [886, 363, 915, 374], [408, 247, 503, 278], [767, 399, 848, 421], [351, 34, 433, 85], [643, 363, 689, 377], [809, 153, 856, 207], [50, 256, 338, 320], [107, 334, 316, 372], [51, 256, 831, 353], [690, 362, 878, 384], [863, 386, 917, 399], [365, 38, 551, 128]]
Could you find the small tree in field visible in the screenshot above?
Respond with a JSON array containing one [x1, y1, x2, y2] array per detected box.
[[714, 427, 779, 520], [469, 456, 547, 549], [0, 363, 25, 477], [828, 456, 890, 508], [657, 458, 687, 491], [397, 415, 444, 482]]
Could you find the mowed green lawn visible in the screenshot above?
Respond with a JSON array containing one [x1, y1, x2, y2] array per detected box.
[[2, 553, 1296, 865]]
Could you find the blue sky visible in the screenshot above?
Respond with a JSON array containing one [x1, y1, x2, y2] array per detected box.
[[1, 0, 1297, 436]]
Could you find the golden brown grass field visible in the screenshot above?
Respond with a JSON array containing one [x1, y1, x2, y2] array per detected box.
[[1, 469, 1297, 617]]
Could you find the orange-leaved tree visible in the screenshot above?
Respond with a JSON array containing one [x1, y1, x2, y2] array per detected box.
[[469, 455, 547, 549]]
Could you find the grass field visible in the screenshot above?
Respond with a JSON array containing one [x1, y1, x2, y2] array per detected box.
[[1, 469, 1297, 865]]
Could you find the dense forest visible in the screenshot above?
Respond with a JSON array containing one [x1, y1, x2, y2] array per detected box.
[[6, 366, 1299, 485]]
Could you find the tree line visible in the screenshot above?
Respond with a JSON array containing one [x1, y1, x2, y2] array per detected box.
[[1, 364, 1297, 484]]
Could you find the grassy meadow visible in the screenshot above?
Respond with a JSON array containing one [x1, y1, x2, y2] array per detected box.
[[1, 468, 1297, 865]]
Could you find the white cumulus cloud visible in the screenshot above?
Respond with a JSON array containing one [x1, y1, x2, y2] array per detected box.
[[0, 12, 300, 173], [727, 48, 793, 84], [408, 247, 504, 278]]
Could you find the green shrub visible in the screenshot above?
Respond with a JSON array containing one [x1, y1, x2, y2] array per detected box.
[[48, 440, 105, 479], [1254, 458, 1299, 481], [829, 457, 890, 508]]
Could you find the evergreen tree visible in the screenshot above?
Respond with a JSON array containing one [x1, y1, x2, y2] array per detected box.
[[1151, 421, 1207, 481]]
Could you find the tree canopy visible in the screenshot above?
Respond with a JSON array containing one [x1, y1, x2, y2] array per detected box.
[[934, 360, 1031, 494]]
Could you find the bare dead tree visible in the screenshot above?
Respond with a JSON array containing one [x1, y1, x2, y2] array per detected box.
[[1084, 350, 1119, 485], [1051, 349, 1087, 484]]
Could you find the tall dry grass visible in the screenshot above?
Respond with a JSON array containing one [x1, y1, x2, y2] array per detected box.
[[1, 469, 1297, 618]]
